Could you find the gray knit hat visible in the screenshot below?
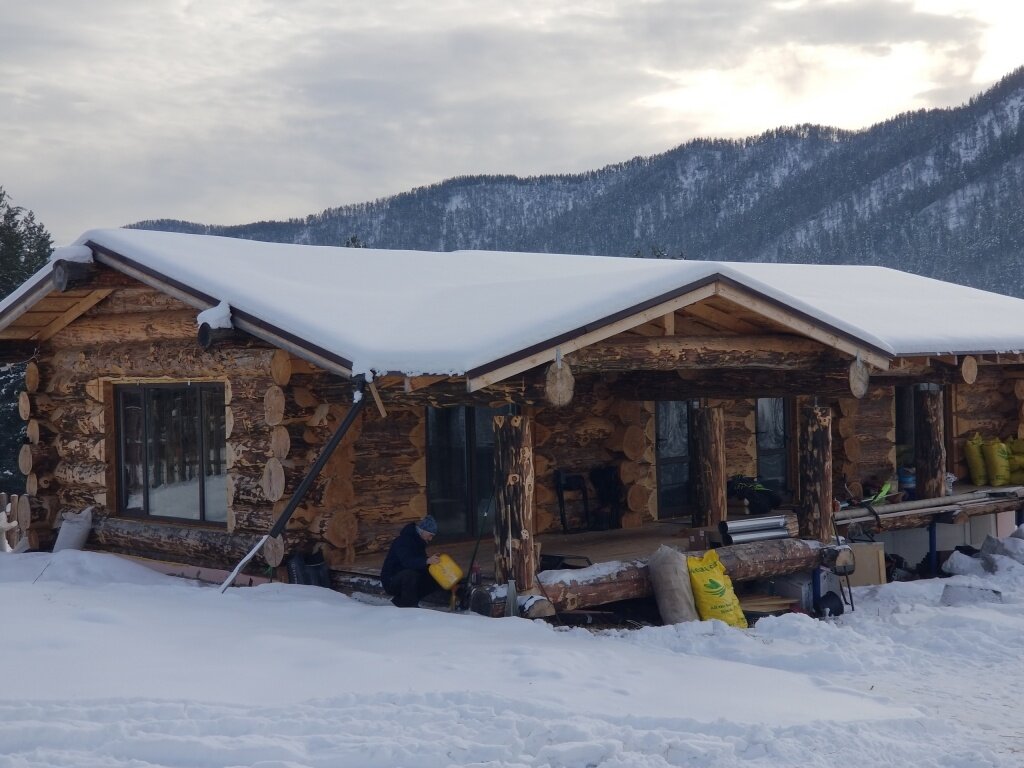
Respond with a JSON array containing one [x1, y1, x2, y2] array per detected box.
[[417, 515, 438, 535]]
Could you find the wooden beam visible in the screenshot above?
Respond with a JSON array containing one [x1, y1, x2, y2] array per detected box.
[[798, 405, 833, 543], [693, 406, 727, 528], [606, 368, 851, 400], [661, 311, 675, 336], [493, 414, 536, 590], [32, 289, 113, 341], [714, 283, 891, 370], [915, 384, 946, 500], [567, 334, 838, 372], [466, 284, 718, 391]]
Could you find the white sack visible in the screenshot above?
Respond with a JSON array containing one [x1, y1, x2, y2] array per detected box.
[[647, 544, 699, 624], [52, 506, 94, 552]]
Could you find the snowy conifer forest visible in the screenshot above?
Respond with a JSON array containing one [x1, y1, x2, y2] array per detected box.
[[134, 68, 1024, 298]]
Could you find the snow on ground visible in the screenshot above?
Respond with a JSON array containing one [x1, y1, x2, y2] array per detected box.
[[2, 545, 1024, 767]]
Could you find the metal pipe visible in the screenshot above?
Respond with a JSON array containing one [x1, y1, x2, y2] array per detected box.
[[720, 515, 789, 534], [723, 529, 790, 545], [836, 491, 989, 521]]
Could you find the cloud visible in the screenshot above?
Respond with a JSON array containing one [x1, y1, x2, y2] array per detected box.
[[0, 0, 1005, 244]]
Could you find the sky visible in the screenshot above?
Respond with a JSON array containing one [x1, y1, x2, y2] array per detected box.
[[1, 0, 1022, 247], [3, 536, 1024, 765]]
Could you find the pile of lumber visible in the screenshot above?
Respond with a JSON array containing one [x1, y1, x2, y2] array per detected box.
[[835, 488, 1024, 532]]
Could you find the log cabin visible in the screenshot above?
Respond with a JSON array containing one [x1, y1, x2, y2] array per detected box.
[[3, 228, 1024, 616]]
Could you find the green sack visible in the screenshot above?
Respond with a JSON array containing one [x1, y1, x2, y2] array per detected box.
[[1007, 438, 1024, 455], [964, 433, 988, 486], [982, 438, 1012, 487]]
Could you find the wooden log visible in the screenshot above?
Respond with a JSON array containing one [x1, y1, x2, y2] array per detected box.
[[493, 414, 536, 589], [227, 471, 268, 506], [605, 425, 646, 461], [225, 427, 291, 469], [49, 310, 197, 346], [54, 435, 105, 464], [49, 404, 104, 436], [849, 358, 870, 398], [798, 405, 833, 543], [16, 494, 55, 531], [473, 538, 830, 615], [25, 471, 54, 496], [19, 443, 57, 476], [24, 361, 40, 393], [608, 369, 851, 400], [544, 361, 574, 407], [915, 385, 946, 500], [56, 485, 105, 512], [18, 391, 31, 421], [568, 335, 836, 371], [264, 385, 319, 426], [693, 406, 727, 528], [53, 460, 107, 488], [959, 355, 978, 385], [224, 375, 276, 405], [270, 349, 293, 386], [49, 343, 279, 381], [626, 484, 652, 516], [86, 286, 190, 315], [224, 400, 269, 438], [90, 516, 285, 571], [52, 258, 94, 291]]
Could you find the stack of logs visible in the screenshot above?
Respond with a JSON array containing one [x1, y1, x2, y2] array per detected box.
[[15, 361, 60, 549], [832, 388, 897, 495], [603, 399, 657, 527], [226, 351, 364, 569], [0, 491, 56, 551]]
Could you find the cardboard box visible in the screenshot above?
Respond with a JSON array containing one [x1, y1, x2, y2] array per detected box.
[[847, 542, 887, 587]]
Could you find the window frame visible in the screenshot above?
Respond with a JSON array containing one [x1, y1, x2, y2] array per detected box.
[[425, 404, 516, 539], [756, 396, 794, 498], [114, 381, 227, 525], [655, 399, 698, 519]]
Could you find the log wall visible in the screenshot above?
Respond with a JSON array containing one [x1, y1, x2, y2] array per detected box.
[[830, 385, 897, 493], [949, 368, 1018, 480]]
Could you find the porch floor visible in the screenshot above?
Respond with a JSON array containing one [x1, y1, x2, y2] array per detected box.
[[345, 518, 699, 581]]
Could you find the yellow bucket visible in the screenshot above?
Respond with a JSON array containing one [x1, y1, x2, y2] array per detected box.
[[428, 553, 464, 590]]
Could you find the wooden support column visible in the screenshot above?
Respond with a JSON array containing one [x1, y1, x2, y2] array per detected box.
[[493, 414, 536, 590], [798, 405, 833, 543], [915, 384, 946, 499], [693, 406, 727, 528]]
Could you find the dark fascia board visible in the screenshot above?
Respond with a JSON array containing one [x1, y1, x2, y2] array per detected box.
[[465, 272, 894, 383], [87, 240, 355, 378], [0, 267, 56, 334]]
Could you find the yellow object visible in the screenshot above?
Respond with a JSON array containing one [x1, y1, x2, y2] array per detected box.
[[982, 438, 1011, 486], [686, 550, 748, 628], [428, 553, 464, 590], [965, 433, 988, 486]]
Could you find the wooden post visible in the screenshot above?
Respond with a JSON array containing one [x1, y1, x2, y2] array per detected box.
[[798, 405, 833, 543], [493, 414, 536, 590], [693, 405, 727, 528], [915, 384, 946, 499]]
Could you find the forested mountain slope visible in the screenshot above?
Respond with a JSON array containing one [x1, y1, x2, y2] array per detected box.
[[134, 68, 1024, 296]]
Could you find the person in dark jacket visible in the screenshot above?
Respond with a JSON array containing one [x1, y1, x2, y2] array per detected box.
[[380, 515, 443, 607]]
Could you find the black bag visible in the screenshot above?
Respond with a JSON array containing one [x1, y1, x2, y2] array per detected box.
[[726, 475, 782, 516], [286, 551, 331, 588]]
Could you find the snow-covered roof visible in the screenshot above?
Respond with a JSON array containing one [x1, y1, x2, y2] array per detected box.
[[4, 227, 1024, 379]]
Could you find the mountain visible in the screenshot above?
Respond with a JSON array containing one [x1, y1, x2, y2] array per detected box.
[[133, 67, 1024, 296]]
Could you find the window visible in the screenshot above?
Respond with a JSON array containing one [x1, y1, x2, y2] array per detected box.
[[426, 405, 513, 537], [656, 400, 695, 518], [756, 397, 790, 496], [116, 383, 227, 523]]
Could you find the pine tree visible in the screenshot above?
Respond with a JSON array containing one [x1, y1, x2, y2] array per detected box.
[[0, 188, 52, 494], [0, 187, 52, 298]]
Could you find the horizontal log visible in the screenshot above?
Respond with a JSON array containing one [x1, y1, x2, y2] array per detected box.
[[607, 369, 851, 400], [48, 342, 279, 380], [86, 286, 192, 315], [472, 538, 830, 615], [53, 460, 107, 488], [48, 310, 197, 346], [19, 443, 57, 476], [568, 335, 837, 372], [48, 405, 105, 436], [55, 435, 105, 464], [16, 495, 56, 531], [89, 515, 285, 571]]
